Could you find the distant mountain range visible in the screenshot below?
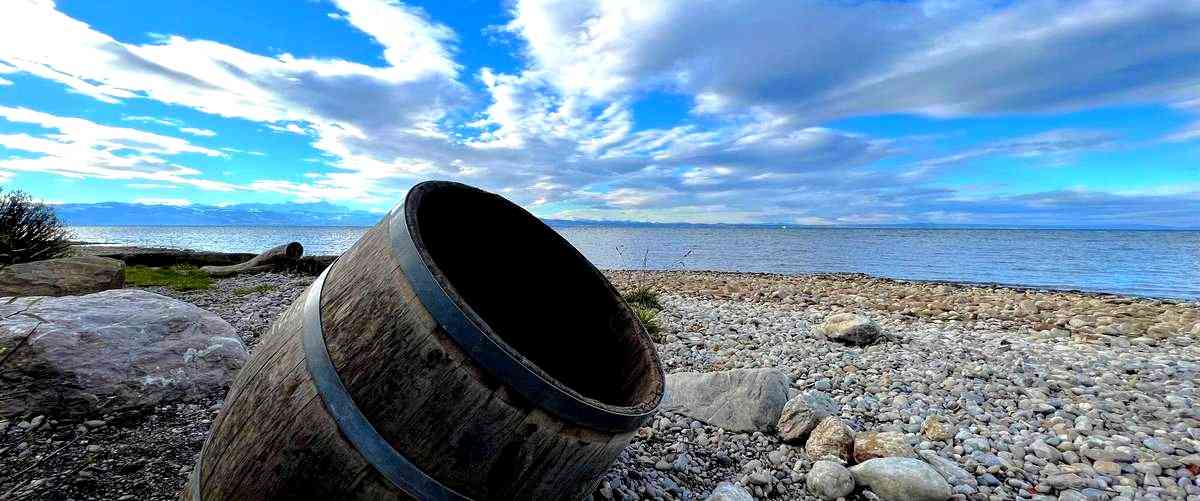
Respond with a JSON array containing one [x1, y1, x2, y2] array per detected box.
[[54, 201, 1195, 230], [55, 201, 384, 226]]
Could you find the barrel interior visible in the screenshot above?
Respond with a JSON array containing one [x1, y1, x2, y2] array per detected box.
[[283, 241, 303, 259], [408, 183, 662, 411]]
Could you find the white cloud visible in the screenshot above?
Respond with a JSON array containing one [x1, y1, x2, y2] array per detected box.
[[125, 115, 217, 137], [330, 0, 458, 76], [905, 129, 1119, 178], [124, 115, 182, 127], [0, 0, 1196, 226], [127, 183, 179, 189], [1165, 121, 1200, 143], [0, 106, 234, 191], [504, 0, 1200, 118], [0, 0, 470, 202], [179, 127, 216, 137]]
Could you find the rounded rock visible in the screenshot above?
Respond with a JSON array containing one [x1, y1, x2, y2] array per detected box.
[[850, 457, 953, 501], [853, 431, 914, 463], [807, 460, 855, 500]]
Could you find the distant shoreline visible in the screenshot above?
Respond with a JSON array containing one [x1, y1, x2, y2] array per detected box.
[[73, 244, 1199, 303], [66, 223, 1200, 231]]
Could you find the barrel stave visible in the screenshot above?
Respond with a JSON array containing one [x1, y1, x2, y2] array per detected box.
[[321, 220, 631, 499], [184, 181, 663, 501]]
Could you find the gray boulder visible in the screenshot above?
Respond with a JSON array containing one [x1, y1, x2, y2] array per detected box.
[[807, 460, 855, 500], [814, 313, 882, 346], [0, 256, 125, 297], [704, 482, 753, 501], [917, 450, 976, 487], [850, 457, 952, 501], [778, 390, 838, 443], [661, 368, 789, 433], [0, 289, 247, 418]]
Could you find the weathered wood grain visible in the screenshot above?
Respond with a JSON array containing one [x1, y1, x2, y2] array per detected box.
[[182, 182, 663, 501]]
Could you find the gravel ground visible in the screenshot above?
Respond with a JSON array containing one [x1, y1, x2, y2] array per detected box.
[[1, 270, 1197, 500], [0, 273, 310, 501]]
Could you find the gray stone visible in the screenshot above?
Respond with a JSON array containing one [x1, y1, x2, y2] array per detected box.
[[777, 390, 838, 443], [0, 256, 124, 297], [918, 450, 975, 486], [1142, 437, 1175, 454], [0, 289, 247, 418], [807, 460, 855, 500], [1043, 473, 1085, 490], [814, 313, 883, 346], [850, 457, 952, 501], [704, 481, 753, 501], [661, 368, 790, 433], [1031, 440, 1062, 463]]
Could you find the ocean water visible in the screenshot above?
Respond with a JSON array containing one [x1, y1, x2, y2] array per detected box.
[[70, 225, 1200, 300]]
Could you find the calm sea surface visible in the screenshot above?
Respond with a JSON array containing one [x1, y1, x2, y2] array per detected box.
[[70, 225, 1200, 300]]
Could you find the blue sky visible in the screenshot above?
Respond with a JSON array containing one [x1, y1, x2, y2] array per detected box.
[[0, 0, 1198, 227]]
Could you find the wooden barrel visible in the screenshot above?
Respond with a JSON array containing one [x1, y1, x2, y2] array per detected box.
[[182, 181, 665, 500]]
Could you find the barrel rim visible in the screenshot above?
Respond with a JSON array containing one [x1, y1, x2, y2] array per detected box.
[[391, 180, 665, 432]]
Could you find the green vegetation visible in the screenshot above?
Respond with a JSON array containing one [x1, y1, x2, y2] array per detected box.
[[232, 284, 277, 296], [634, 305, 663, 342], [624, 287, 665, 342], [623, 287, 662, 310], [125, 265, 212, 291], [0, 188, 72, 266]]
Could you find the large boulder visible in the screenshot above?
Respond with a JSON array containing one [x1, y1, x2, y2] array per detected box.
[[814, 313, 882, 346], [661, 368, 790, 433], [0, 289, 247, 419], [916, 450, 975, 487], [0, 256, 125, 297], [850, 457, 952, 501]]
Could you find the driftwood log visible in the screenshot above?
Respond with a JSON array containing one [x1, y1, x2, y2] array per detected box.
[[199, 242, 303, 277], [90, 247, 257, 268], [182, 181, 665, 500], [84, 245, 335, 276]]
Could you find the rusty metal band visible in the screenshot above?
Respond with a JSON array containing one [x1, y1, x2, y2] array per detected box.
[[389, 190, 656, 434], [192, 262, 471, 501], [301, 262, 472, 501]]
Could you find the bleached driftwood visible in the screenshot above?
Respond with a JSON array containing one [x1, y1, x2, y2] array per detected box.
[[199, 242, 303, 277]]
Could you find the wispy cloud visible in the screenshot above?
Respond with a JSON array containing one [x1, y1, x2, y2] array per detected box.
[[0, 106, 233, 191], [179, 127, 217, 137], [0, 0, 1196, 225], [905, 129, 1119, 178]]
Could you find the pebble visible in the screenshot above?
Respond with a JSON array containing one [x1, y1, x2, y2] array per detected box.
[[807, 460, 855, 500], [805, 416, 854, 463]]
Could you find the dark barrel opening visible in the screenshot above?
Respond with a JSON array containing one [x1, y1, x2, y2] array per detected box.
[[406, 181, 663, 410], [283, 241, 304, 259]]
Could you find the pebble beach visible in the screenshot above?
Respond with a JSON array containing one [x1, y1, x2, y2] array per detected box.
[[2, 269, 1198, 500]]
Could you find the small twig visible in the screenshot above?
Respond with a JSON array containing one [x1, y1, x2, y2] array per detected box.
[[672, 249, 693, 270], [0, 322, 41, 371]]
